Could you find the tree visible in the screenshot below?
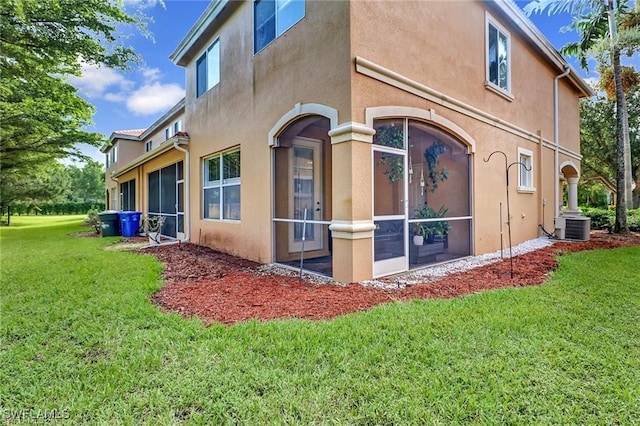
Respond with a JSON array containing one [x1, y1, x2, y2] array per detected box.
[[67, 159, 105, 202], [0, 0, 148, 212], [0, 161, 69, 225], [580, 85, 640, 207], [525, 0, 639, 233]]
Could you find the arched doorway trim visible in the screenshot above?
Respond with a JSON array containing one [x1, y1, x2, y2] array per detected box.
[[268, 103, 338, 146], [365, 106, 476, 154], [560, 160, 580, 178]]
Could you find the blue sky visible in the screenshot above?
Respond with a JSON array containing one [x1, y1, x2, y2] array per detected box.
[[69, 0, 625, 164]]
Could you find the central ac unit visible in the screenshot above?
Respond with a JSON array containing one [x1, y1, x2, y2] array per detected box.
[[564, 217, 591, 241]]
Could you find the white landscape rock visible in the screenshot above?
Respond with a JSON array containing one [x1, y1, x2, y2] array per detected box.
[[360, 237, 555, 289]]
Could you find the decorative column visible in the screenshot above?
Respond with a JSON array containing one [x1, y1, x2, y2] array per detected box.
[[328, 122, 376, 283], [565, 177, 581, 215]]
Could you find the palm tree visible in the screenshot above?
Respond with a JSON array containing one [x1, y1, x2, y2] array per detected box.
[[525, 0, 635, 233]]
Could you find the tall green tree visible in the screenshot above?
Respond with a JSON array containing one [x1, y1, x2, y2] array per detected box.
[[525, 0, 639, 233], [66, 159, 105, 202], [580, 86, 640, 207], [0, 0, 148, 214]]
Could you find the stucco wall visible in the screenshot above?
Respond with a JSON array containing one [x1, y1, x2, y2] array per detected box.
[[182, 1, 351, 263], [348, 0, 583, 254]]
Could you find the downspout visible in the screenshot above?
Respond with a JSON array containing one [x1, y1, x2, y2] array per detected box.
[[173, 137, 190, 242], [553, 65, 571, 219]]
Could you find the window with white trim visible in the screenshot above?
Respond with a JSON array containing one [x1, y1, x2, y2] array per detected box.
[[518, 148, 534, 191], [254, 0, 305, 53], [174, 120, 182, 134], [145, 140, 153, 152], [109, 145, 117, 165], [165, 128, 171, 140], [486, 14, 511, 93], [203, 149, 241, 220], [196, 39, 220, 98]]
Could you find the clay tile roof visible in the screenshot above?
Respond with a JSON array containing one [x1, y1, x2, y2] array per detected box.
[[113, 129, 146, 137]]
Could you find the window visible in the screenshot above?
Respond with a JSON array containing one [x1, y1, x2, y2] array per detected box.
[[145, 140, 153, 152], [486, 15, 510, 93], [109, 145, 117, 165], [203, 149, 241, 220], [165, 128, 171, 140], [174, 120, 182, 134], [120, 179, 136, 211], [518, 148, 534, 191], [106, 153, 110, 168], [196, 40, 220, 97], [254, 0, 305, 53]]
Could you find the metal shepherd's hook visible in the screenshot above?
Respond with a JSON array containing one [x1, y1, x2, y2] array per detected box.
[[484, 151, 531, 279]]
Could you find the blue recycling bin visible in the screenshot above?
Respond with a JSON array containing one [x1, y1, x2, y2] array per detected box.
[[118, 211, 141, 238]]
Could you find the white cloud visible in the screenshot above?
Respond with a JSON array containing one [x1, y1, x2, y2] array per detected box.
[[140, 66, 162, 83], [70, 63, 133, 98], [126, 83, 184, 115], [123, 0, 159, 9], [104, 92, 127, 102]]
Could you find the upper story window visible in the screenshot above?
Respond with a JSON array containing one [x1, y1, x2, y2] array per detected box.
[[174, 120, 182, 134], [486, 14, 511, 95], [254, 0, 305, 53], [518, 147, 534, 192], [165, 128, 171, 140], [109, 145, 117, 166], [196, 39, 220, 98], [145, 140, 153, 152]]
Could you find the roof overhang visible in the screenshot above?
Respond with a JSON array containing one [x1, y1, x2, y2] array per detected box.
[[111, 135, 189, 179], [491, 0, 594, 98], [139, 98, 186, 140], [170, 0, 242, 67], [101, 132, 143, 153]]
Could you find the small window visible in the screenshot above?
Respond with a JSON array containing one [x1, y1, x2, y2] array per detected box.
[[203, 149, 241, 221], [196, 40, 220, 97], [165, 128, 171, 140], [174, 120, 182, 134], [486, 14, 511, 94], [145, 140, 153, 152], [518, 148, 534, 192], [109, 145, 117, 165], [106, 153, 110, 168], [254, 0, 305, 53]]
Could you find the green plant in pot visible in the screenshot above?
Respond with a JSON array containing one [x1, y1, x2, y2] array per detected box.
[[412, 221, 428, 246], [414, 204, 450, 244]]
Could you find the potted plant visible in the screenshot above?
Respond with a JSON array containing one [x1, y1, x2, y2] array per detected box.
[[143, 215, 165, 245], [414, 205, 450, 244], [412, 222, 426, 246]]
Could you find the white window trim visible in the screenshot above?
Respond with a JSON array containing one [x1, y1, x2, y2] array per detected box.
[[196, 38, 220, 98], [517, 147, 535, 193], [485, 12, 512, 98], [145, 140, 153, 152], [202, 148, 241, 221]]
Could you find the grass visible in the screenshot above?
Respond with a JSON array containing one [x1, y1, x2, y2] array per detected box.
[[1, 216, 639, 424]]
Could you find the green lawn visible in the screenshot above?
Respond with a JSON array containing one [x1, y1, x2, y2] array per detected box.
[[1, 216, 639, 424]]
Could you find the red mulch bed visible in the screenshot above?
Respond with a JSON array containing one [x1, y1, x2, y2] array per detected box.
[[142, 232, 640, 325]]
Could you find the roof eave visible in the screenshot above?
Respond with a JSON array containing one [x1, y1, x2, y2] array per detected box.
[[112, 135, 190, 179], [169, 0, 229, 67], [494, 0, 594, 98], [138, 98, 186, 140]]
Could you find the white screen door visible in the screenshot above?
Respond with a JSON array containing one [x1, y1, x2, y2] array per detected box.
[[289, 137, 323, 252]]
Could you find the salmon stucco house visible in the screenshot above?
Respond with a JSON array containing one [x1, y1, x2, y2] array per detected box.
[[103, 0, 592, 282]]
